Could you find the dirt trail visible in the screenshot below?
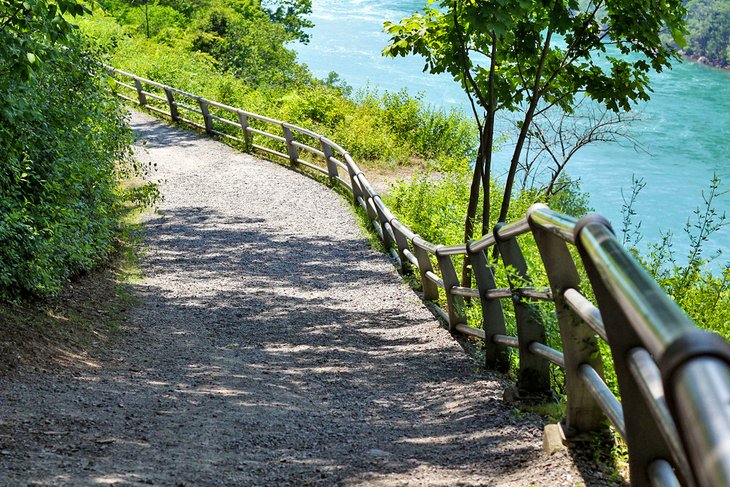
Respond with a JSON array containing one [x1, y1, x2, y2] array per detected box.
[[0, 111, 595, 486]]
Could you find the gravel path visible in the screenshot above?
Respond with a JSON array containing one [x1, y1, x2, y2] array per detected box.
[[0, 111, 594, 486]]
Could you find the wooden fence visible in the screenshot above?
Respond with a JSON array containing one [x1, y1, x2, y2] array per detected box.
[[107, 67, 730, 487]]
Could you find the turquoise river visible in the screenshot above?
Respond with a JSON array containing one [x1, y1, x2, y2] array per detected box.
[[292, 0, 730, 263]]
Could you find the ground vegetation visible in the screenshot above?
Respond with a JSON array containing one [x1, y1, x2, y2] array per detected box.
[[0, 0, 149, 300]]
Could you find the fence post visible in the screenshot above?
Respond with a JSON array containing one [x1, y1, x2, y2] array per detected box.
[[361, 197, 378, 230], [373, 196, 397, 253], [164, 88, 179, 121], [198, 99, 213, 134], [391, 220, 413, 275], [413, 238, 439, 302], [282, 125, 299, 165], [320, 139, 339, 180], [436, 249, 467, 332], [134, 78, 147, 106], [346, 156, 364, 206], [527, 206, 606, 435], [574, 215, 686, 486], [494, 223, 551, 397], [468, 244, 510, 371], [236, 112, 252, 150]]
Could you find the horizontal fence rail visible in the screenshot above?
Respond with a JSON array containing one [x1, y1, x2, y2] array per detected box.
[[107, 67, 730, 487]]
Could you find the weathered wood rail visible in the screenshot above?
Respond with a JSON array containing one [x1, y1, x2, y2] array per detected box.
[[108, 67, 730, 487]]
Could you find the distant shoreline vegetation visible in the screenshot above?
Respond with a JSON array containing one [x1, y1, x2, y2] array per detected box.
[[680, 0, 730, 70]]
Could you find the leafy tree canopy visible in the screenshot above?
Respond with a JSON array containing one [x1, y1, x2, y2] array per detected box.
[[96, 0, 312, 88], [262, 0, 313, 43], [384, 0, 687, 239], [385, 0, 686, 116], [0, 0, 88, 80], [101, 0, 312, 42]]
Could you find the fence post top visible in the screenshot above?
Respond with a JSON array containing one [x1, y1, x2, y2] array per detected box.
[[660, 330, 730, 388], [526, 202, 550, 221], [573, 213, 614, 244], [493, 221, 507, 243]]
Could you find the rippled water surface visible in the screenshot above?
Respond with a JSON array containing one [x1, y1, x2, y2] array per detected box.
[[293, 0, 730, 261]]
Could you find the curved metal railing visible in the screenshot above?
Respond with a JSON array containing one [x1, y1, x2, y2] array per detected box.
[[107, 67, 730, 487]]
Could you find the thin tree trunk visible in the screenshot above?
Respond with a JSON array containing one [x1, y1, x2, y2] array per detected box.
[[461, 141, 484, 287], [463, 36, 498, 285], [480, 37, 498, 239], [497, 29, 554, 224], [481, 138, 491, 237], [479, 132, 493, 266]]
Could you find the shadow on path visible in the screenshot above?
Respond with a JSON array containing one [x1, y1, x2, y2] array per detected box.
[[0, 111, 606, 486]]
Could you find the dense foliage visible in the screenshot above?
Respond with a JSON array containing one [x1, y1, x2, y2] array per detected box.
[[0, 0, 88, 80], [97, 0, 311, 88], [683, 0, 730, 67], [0, 1, 135, 299], [82, 1, 476, 168]]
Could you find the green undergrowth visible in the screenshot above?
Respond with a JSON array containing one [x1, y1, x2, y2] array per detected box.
[[77, 2, 477, 173], [0, 0, 161, 371], [0, 16, 163, 301], [0, 203, 149, 373], [380, 163, 727, 483]]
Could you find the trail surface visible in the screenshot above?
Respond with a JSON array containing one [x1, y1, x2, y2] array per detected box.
[[0, 111, 596, 486]]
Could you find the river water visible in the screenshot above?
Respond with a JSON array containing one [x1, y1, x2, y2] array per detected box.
[[292, 0, 730, 263]]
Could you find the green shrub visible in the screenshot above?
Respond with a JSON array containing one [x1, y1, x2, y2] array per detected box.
[[80, 4, 477, 172], [0, 37, 135, 299], [376, 89, 477, 161], [279, 88, 347, 128], [123, 4, 188, 39], [386, 170, 475, 245]]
